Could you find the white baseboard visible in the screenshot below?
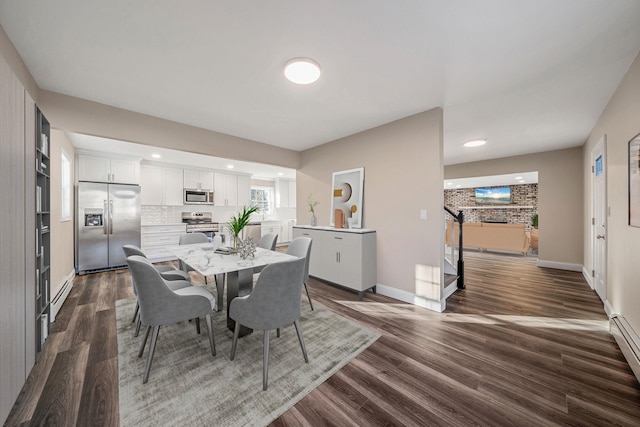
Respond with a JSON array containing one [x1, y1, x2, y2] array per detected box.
[[376, 284, 446, 313], [582, 266, 594, 289], [604, 300, 616, 318], [51, 270, 74, 322], [610, 316, 640, 383], [536, 259, 583, 272]]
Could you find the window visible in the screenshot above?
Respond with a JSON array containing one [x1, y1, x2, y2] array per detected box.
[[250, 186, 273, 216], [61, 149, 72, 221]]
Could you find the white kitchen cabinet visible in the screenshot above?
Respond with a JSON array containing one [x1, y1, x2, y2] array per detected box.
[[279, 219, 295, 243], [141, 165, 183, 206], [237, 175, 251, 207], [276, 179, 296, 208], [292, 226, 377, 300], [78, 153, 140, 184], [183, 169, 214, 190], [214, 172, 249, 207], [141, 224, 186, 261], [214, 173, 237, 206], [261, 221, 282, 241]]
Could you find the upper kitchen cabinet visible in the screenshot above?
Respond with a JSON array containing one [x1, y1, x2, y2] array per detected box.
[[183, 169, 214, 190], [77, 153, 140, 184], [141, 165, 183, 206], [237, 175, 251, 207], [276, 179, 296, 208]]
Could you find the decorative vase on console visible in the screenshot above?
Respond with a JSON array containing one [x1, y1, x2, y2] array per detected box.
[[307, 195, 319, 227]]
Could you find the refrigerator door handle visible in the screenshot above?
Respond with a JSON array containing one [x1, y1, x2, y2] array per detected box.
[[109, 199, 114, 235], [103, 200, 108, 235]]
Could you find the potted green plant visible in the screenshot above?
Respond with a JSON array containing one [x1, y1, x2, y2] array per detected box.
[[307, 195, 319, 226], [227, 205, 260, 250], [531, 213, 539, 229]]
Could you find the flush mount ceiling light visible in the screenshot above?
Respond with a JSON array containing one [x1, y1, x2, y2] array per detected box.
[[151, 153, 161, 159], [284, 58, 321, 84], [464, 139, 487, 147]]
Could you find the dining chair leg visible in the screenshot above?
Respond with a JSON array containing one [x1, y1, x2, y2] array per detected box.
[[205, 313, 216, 356], [230, 321, 240, 360], [196, 317, 201, 334], [143, 325, 161, 384], [304, 283, 314, 311], [138, 325, 152, 357], [263, 330, 270, 391], [294, 319, 309, 363], [134, 318, 142, 337], [277, 328, 280, 338], [132, 300, 139, 323]]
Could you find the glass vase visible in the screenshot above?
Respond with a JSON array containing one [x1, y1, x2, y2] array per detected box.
[[311, 213, 317, 226]]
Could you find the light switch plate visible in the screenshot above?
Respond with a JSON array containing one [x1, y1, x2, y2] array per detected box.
[[420, 210, 427, 220]]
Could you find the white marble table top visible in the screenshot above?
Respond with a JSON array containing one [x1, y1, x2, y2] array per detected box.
[[165, 242, 297, 276]]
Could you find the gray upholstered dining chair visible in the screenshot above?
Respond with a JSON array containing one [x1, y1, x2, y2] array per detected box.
[[123, 245, 192, 335], [286, 237, 314, 311], [229, 257, 308, 391], [178, 232, 209, 283], [258, 233, 278, 251], [127, 255, 217, 384], [253, 233, 278, 274]]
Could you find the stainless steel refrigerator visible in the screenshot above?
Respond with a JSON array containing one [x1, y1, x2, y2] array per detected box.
[[76, 182, 141, 274]]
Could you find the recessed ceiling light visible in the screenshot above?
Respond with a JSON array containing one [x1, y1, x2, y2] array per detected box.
[[227, 164, 234, 169], [447, 182, 453, 186], [518, 180, 525, 183], [515, 176, 522, 180], [151, 153, 161, 159], [284, 58, 321, 84], [464, 139, 487, 147], [456, 184, 461, 188], [278, 172, 284, 176]]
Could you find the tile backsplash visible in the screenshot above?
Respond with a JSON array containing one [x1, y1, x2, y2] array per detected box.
[[141, 205, 296, 225]]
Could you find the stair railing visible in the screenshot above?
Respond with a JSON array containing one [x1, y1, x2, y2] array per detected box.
[[444, 207, 465, 289]]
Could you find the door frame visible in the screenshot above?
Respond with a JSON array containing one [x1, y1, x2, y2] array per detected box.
[[591, 135, 607, 302]]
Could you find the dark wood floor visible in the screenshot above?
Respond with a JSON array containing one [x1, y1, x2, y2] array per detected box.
[[6, 251, 640, 426]]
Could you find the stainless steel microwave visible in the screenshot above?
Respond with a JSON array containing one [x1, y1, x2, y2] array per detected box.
[[184, 189, 214, 205]]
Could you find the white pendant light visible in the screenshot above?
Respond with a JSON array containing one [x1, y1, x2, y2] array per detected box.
[[284, 58, 321, 84]]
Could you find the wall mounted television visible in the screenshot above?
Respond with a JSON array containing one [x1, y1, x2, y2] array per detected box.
[[475, 187, 511, 205]]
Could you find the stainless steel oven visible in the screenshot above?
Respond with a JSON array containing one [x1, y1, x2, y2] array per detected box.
[[182, 212, 219, 242]]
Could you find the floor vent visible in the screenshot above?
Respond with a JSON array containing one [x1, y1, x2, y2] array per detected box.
[[611, 316, 640, 382], [51, 273, 74, 322]]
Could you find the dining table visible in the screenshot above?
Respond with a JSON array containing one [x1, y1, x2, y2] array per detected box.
[[165, 242, 297, 337]]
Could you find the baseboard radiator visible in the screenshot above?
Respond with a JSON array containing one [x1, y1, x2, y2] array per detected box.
[[610, 316, 640, 383], [50, 273, 74, 322]]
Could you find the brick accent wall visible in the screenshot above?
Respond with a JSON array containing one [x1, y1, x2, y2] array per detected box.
[[444, 184, 538, 227]]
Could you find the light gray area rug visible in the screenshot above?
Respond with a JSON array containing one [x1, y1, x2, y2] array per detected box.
[[116, 296, 380, 426]]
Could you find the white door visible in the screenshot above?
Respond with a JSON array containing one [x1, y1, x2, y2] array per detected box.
[[592, 136, 607, 302]]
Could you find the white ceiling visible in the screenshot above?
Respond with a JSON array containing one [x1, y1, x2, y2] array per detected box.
[[1, 1, 640, 166]]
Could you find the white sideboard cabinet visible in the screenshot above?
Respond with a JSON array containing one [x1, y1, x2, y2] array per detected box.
[[292, 226, 377, 300]]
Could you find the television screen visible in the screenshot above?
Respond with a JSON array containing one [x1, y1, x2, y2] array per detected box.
[[475, 187, 511, 205]]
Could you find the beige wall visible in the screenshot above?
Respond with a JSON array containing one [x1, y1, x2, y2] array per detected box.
[[0, 25, 37, 100], [445, 147, 584, 266], [297, 109, 444, 298], [583, 52, 640, 330], [49, 130, 75, 297], [37, 90, 300, 170]]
